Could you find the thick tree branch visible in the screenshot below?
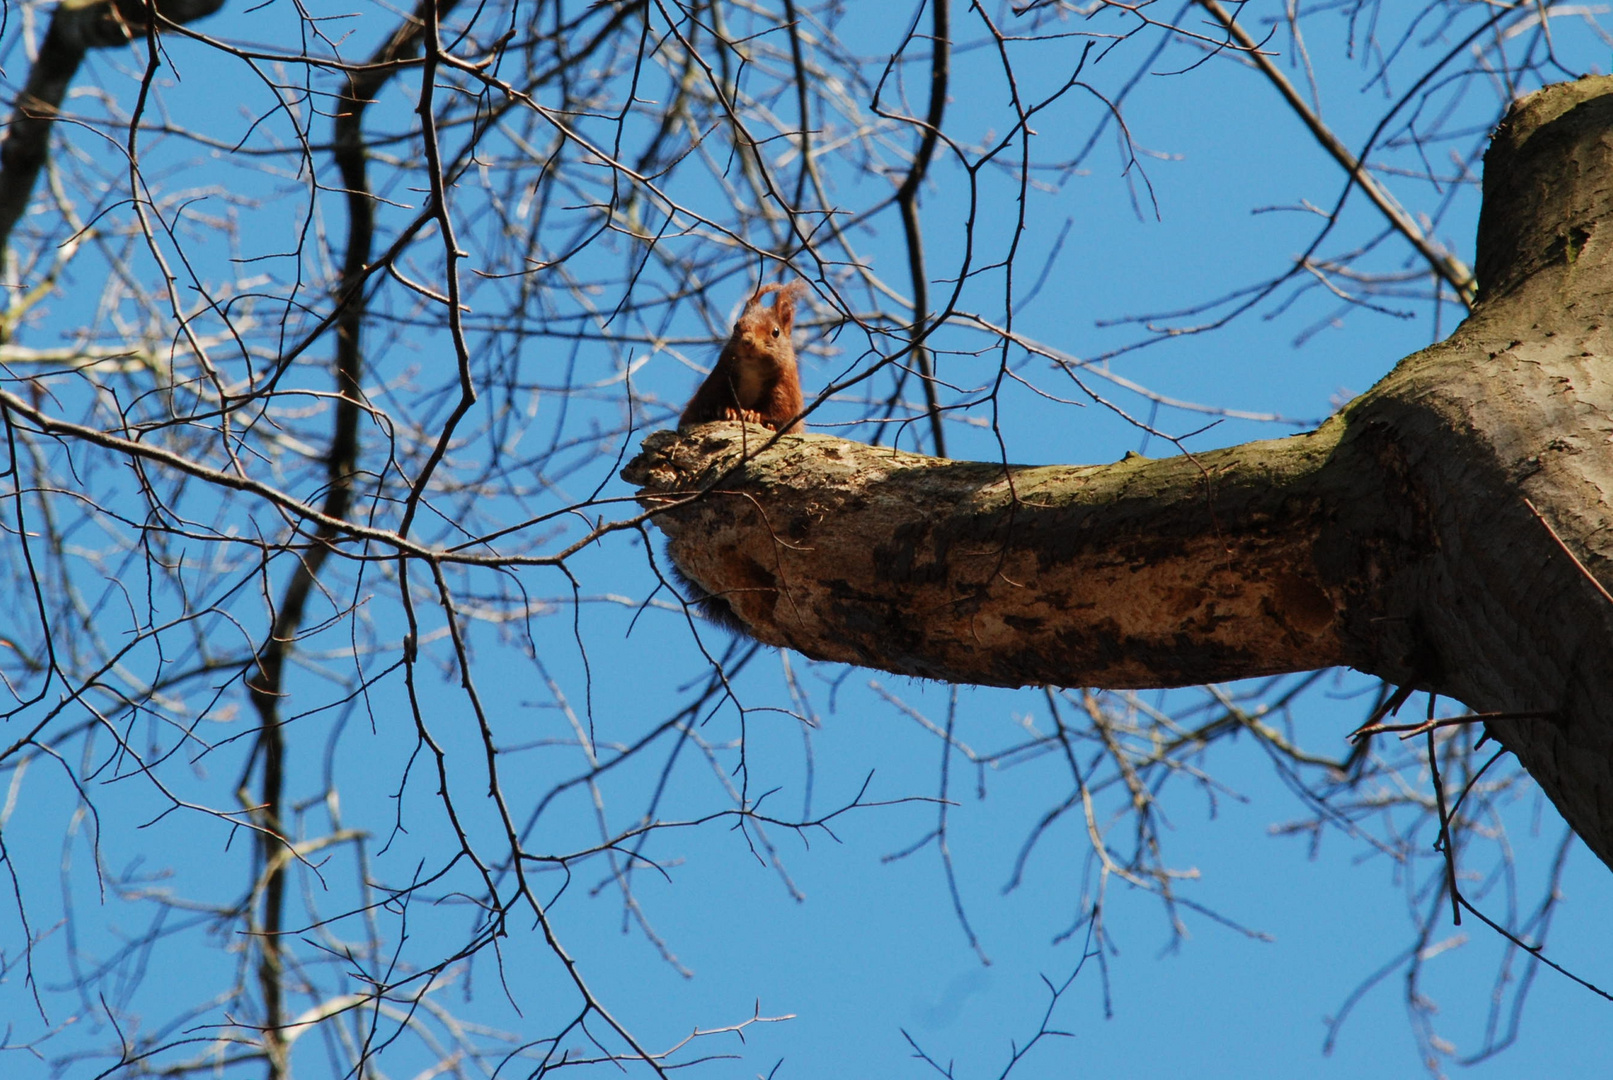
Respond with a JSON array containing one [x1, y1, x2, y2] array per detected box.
[[625, 421, 1399, 687]]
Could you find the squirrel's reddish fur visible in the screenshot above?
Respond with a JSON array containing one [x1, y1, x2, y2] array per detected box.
[[679, 281, 806, 433]]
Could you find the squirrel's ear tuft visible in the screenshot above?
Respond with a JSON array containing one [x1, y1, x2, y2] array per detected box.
[[742, 282, 781, 318], [770, 280, 807, 330]]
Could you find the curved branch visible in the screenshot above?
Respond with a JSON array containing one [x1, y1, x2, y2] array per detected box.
[[1193, 0, 1478, 304], [889, 0, 950, 455], [245, 2, 452, 1071], [0, 0, 224, 266]]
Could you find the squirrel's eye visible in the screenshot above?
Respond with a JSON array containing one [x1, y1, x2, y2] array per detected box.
[[771, 328, 780, 338]]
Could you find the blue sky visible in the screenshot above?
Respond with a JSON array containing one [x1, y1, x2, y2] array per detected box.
[[1, 2, 1612, 1077]]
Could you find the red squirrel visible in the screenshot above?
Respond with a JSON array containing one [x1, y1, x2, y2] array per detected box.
[[673, 280, 807, 633], [679, 281, 807, 434]]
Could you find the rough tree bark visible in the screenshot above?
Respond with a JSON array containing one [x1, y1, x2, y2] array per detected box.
[[625, 77, 1613, 871]]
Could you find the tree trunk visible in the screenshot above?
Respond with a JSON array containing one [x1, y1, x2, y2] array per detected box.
[[624, 77, 1613, 870]]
